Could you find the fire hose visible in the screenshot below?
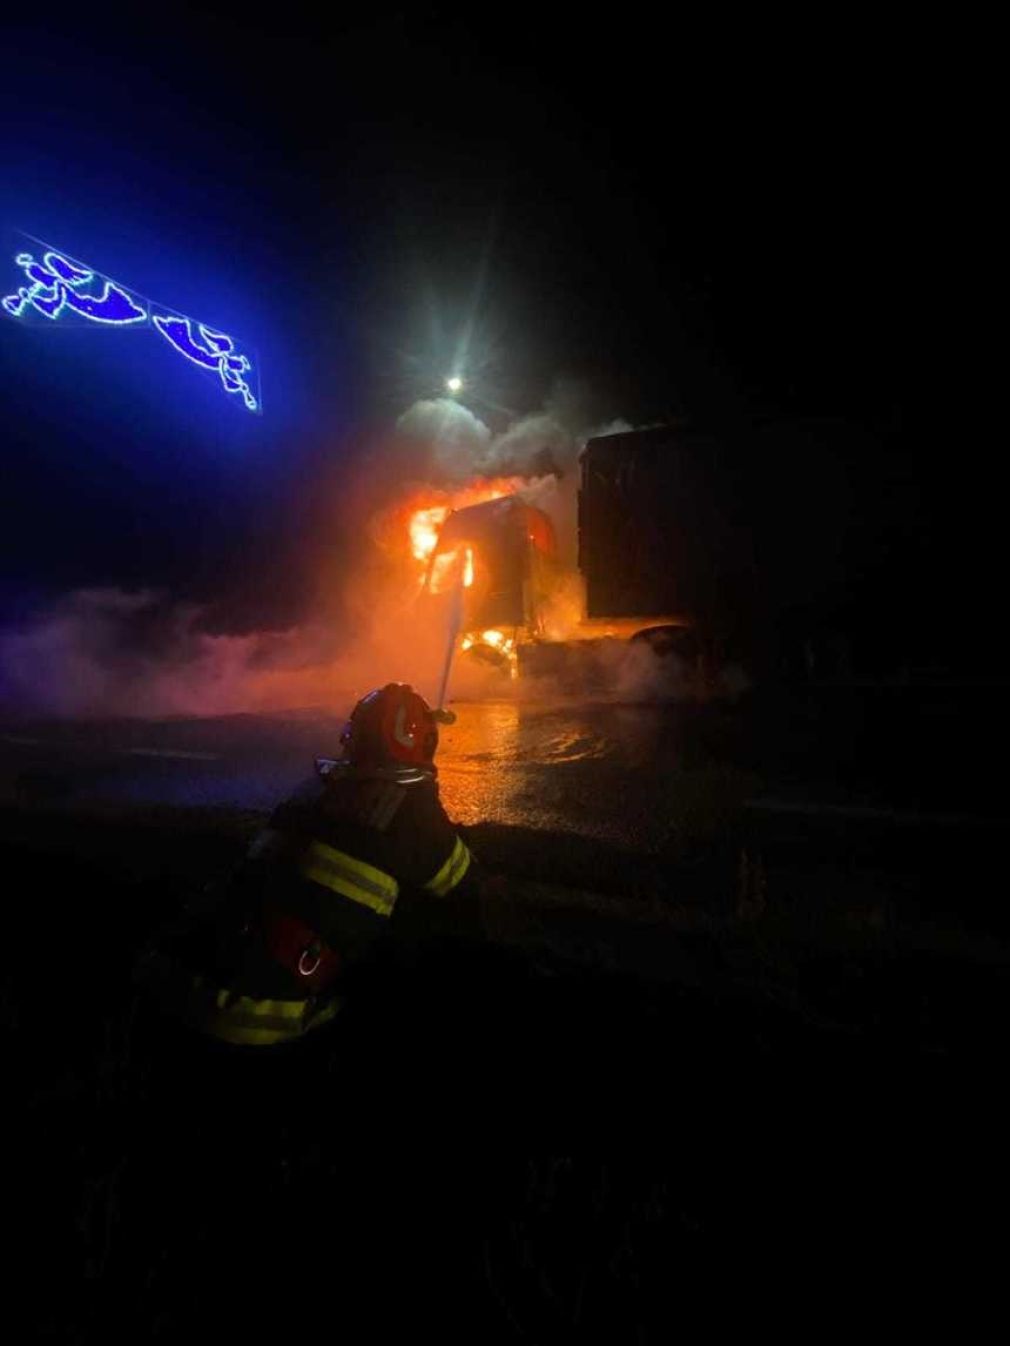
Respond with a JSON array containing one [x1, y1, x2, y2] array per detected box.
[[432, 565, 464, 726]]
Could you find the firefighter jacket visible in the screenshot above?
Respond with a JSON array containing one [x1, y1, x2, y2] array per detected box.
[[135, 760, 477, 1047]]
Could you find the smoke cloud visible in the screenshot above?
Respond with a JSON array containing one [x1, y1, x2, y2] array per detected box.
[[395, 399, 492, 480], [395, 379, 632, 485], [1, 380, 655, 720], [0, 589, 341, 718]]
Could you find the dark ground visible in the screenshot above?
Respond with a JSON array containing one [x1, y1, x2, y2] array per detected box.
[[4, 688, 1008, 1340]]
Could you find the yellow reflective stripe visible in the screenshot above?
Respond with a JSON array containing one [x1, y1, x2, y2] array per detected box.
[[209, 991, 307, 1045], [305, 997, 342, 1033], [424, 835, 472, 897], [206, 988, 343, 1047], [299, 839, 399, 917], [213, 1020, 295, 1047], [214, 988, 304, 1017]]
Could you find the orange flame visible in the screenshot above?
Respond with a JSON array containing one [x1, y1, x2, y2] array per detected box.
[[405, 477, 528, 566], [430, 544, 475, 593], [409, 506, 450, 562]]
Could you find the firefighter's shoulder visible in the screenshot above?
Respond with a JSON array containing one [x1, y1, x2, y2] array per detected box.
[[388, 778, 474, 897]]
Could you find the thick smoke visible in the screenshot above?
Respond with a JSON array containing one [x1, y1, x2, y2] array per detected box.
[[1, 382, 655, 719], [395, 380, 631, 484], [0, 589, 342, 718], [395, 399, 492, 480]]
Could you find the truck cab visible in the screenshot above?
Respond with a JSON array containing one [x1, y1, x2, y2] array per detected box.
[[422, 494, 559, 674]]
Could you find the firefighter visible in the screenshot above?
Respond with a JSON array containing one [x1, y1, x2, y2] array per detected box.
[[134, 683, 481, 1049]]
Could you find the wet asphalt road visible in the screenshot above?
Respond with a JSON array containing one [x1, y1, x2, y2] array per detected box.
[[1, 684, 1002, 843], [3, 688, 1008, 946], [0, 700, 705, 847]]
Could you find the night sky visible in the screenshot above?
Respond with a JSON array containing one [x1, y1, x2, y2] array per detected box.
[[2, 11, 927, 639]]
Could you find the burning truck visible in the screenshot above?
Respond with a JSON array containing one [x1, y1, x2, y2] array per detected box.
[[407, 425, 745, 693], [390, 416, 888, 697]]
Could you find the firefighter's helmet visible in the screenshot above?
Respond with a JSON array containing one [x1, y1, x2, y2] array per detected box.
[[341, 683, 440, 768]]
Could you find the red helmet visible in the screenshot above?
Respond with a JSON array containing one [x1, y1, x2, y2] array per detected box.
[[341, 683, 439, 768]]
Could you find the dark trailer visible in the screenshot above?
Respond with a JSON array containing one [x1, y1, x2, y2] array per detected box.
[[579, 419, 896, 683]]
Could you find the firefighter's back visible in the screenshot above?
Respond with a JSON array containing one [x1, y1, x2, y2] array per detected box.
[[134, 684, 477, 1050]]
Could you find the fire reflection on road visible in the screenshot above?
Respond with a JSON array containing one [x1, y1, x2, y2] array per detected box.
[[436, 700, 690, 845]]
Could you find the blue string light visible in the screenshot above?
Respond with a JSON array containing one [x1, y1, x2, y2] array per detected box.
[[3, 243, 260, 413], [152, 315, 258, 411], [2, 251, 148, 323]]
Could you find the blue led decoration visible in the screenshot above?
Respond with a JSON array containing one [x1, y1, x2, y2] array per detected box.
[[3, 250, 147, 323], [3, 240, 260, 413], [152, 314, 258, 411]]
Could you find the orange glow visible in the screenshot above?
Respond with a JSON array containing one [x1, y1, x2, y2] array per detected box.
[[458, 627, 517, 679], [405, 477, 528, 568], [409, 506, 450, 562], [430, 545, 475, 593]]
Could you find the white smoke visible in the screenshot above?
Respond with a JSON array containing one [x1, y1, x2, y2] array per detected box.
[[396, 379, 633, 484], [395, 399, 492, 480], [0, 588, 341, 718], [0, 580, 497, 719], [487, 411, 574, 475]]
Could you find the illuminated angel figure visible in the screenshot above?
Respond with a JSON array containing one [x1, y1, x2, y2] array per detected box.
[[152, 314, 259, 411], [2, 250, 148, 324]]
